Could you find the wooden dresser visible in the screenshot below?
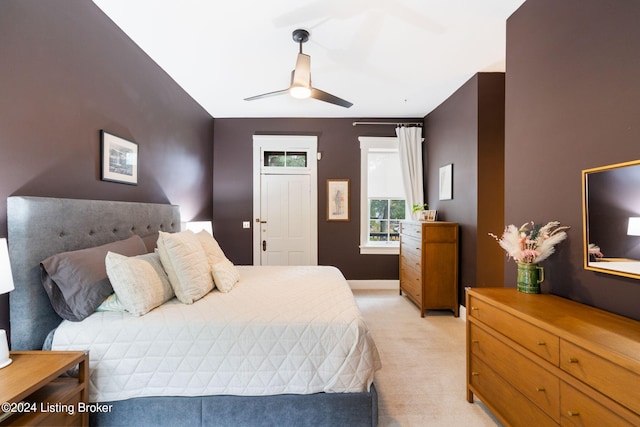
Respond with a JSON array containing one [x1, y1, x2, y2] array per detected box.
[[466, 288, 640, 427], [399, 221, 458, 317]]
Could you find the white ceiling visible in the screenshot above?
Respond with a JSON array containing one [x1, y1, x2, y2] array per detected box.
[[92, 0, 526, 118]]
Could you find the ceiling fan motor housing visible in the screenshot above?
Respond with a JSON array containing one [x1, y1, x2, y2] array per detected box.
[[292, 29, 309, 44]]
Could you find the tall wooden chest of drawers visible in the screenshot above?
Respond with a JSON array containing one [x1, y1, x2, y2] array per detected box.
[[399, 221, 459, 317], [466, 288, 640, 427]]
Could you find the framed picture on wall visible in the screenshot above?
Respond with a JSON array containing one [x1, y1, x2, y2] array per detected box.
[[439, 163, 453, 200], [100, 130, 138, 185], [327, 179, 350, 221]]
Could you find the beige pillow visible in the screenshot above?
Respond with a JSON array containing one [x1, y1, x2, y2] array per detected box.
[[195, 230, 228, 267], [211, 258, 240, 293], [156, 230, 213, 304], [105, 252, 174, 316]]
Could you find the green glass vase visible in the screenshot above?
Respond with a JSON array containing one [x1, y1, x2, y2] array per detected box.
[[516, 262, 544, 294]]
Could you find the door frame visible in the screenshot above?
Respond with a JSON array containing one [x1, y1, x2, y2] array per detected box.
[[252, 135, 318, 265]]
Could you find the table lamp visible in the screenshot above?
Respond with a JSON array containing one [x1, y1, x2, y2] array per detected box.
[[0, 238, 14, 368]]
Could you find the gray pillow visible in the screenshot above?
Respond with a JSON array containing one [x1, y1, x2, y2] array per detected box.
[[40, 235, 148, 321]]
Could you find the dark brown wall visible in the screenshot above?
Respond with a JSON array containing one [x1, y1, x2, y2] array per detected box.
[[424, 73, 505, 303], [212, 118, 419, 279], [0, 1, 213, 333], [505, 0, 640, 320]]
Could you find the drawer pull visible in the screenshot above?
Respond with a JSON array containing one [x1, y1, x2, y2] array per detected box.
[[567, 411, 580, 417], [471, 307, 479, 311], [568, 358, 579, 364], [536, 341, 546, 346], [471, 372, 479, 376], [536, 387, 545, 392], [471, 340, 479, 344]]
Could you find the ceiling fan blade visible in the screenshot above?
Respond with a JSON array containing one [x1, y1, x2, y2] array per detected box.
[[292, 53, 311, 88], [244, 88, 289, 101], [310, 88, 353, 108]]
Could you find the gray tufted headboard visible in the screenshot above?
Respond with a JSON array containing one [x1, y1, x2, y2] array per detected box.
[[7, 196, 180, 350]]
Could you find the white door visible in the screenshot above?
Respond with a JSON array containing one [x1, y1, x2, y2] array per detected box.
[[260, 174, 311, 265], [252, 135, 318, 266]]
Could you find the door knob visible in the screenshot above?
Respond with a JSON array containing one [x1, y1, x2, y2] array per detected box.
[[262, 240, 267, 251]]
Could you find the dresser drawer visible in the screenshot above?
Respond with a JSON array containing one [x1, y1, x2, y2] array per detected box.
[[560, 340, 640, 415], [400, 239, 421, 269], [469, 355, 557, 427], [470, 323, 560, 421], [422, 224, 457, 242], [400, 266, 421, 298], [468, 295, 559, 365], [560, 382, 639, 427], [400, 222, 422, 238]]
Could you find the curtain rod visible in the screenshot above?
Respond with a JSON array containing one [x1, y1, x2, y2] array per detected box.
[[352, 121, 422, 126]]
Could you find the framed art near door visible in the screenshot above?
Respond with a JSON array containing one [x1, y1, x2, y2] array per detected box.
[[327, 179, 350, 221]]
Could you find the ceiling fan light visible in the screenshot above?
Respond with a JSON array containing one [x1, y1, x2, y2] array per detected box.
[[290, 86, 311, 99]]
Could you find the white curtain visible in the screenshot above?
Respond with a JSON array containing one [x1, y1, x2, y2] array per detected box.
[[396, 126, 424, 220]]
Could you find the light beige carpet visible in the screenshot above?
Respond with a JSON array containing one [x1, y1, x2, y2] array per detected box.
[[353, 289, 501, 427]]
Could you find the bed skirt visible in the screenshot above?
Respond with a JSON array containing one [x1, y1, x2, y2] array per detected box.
[[90, 383, 378, 427]]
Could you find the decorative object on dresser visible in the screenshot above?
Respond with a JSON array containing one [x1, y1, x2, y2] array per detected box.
[[0, 351, 89, 426], [489, 221, 569, 294], [399, 221, 459, 317], [466, 288, 640, 427], [411, 203, 429, 221]]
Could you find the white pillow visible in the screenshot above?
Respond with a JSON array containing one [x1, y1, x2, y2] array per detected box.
[[156, 230, 213, 304], [105, 252, 174, 316], [195, 230, 228, 267], [211, 258, 240, 293]]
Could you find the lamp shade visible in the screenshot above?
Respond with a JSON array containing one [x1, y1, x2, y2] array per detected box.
[[0, 238, 15, 295], [182, 221, 213, 235], [628, 217, 640, 236]]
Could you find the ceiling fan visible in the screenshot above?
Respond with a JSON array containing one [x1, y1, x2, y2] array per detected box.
[[244, 29, 353, 108]]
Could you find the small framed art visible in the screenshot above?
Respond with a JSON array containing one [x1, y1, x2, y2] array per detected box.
[[327, 179, 350, 221], [439, 164, 453, 200], [101, 130, 138, 185], [426, 210, 438, 222]]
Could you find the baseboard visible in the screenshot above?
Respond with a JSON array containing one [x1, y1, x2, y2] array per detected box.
[[347, 280, 398, 290], [348, 281, 468, 319]]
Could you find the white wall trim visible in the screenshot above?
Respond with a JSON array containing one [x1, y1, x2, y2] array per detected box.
[[348, 279, 398, 290], [358, 136, 402, 254]]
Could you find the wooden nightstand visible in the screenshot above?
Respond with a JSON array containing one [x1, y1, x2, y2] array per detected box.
[[0, 351, 89, 426]]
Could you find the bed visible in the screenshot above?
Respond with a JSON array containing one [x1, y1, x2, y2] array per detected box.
[[7, 196, 380, 427]]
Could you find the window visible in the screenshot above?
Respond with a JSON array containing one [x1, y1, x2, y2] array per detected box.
[[263, 151, 307, 168], [369, 199, 405, 242], [359, 137, 407, 254]]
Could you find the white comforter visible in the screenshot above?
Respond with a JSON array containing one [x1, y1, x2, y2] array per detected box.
[[52, 265, 381, 402]]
